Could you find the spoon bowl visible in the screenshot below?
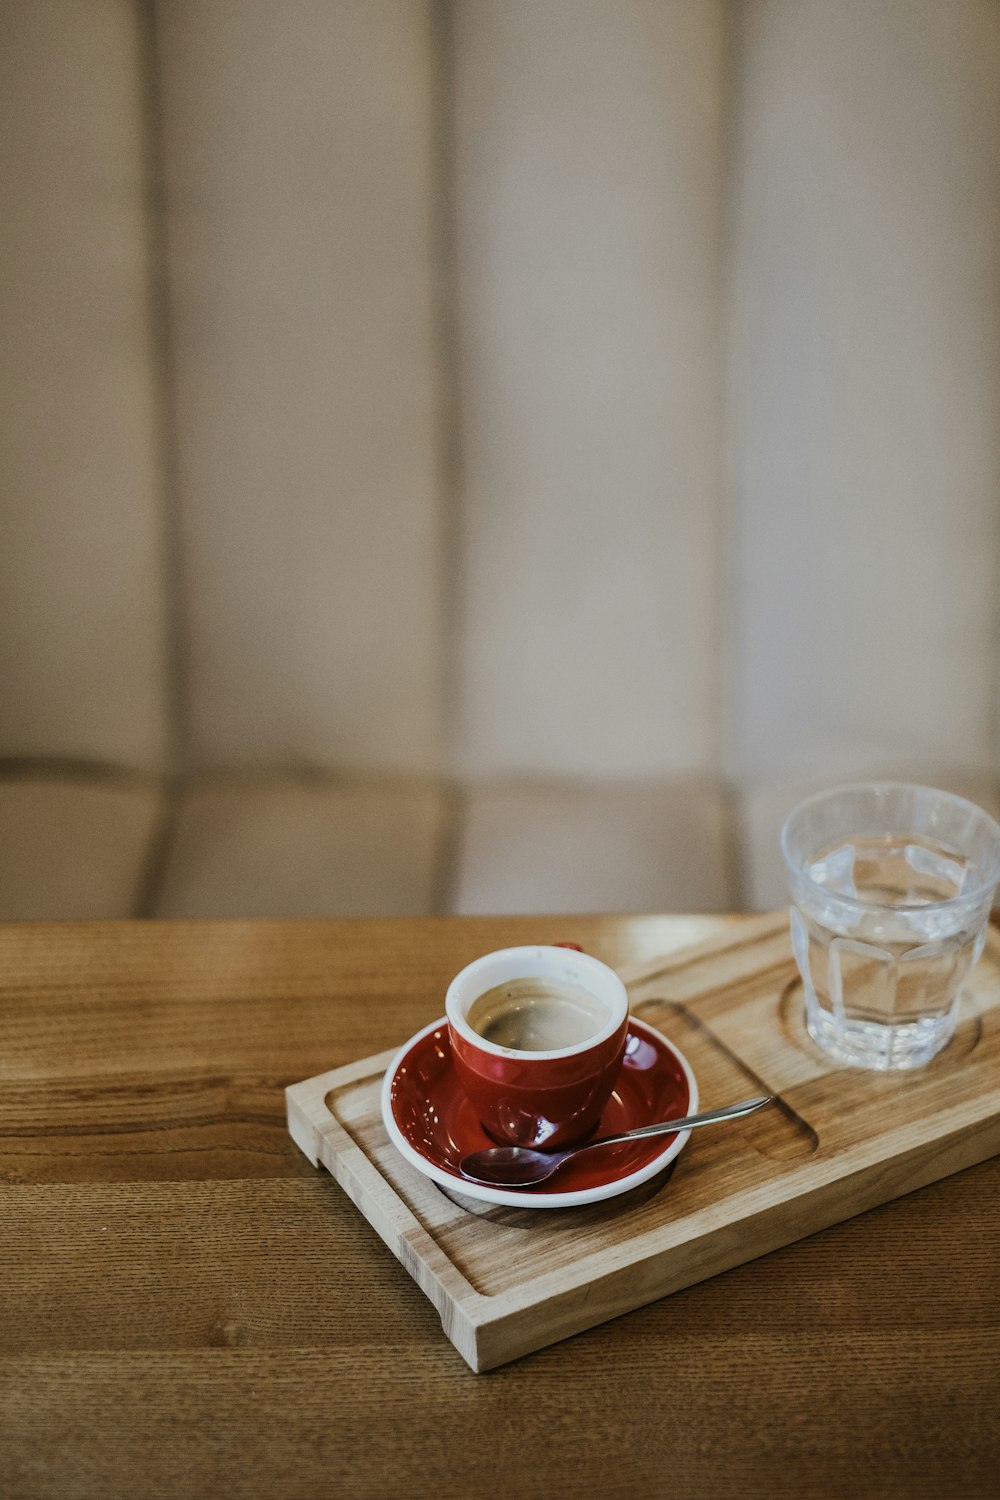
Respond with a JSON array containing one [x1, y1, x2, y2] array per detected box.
[[458, 1095, 773, 1188]]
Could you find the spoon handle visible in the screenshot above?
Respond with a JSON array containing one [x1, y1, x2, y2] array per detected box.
[[583, 1094, 773, 1150]]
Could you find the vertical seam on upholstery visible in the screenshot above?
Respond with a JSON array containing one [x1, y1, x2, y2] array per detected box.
[[138, 0, 188, 775], [431, 0, 464, 781], [717, 0, 746, 904], [431, 778, 465, 915], [719, 776, 747, 914], [131, 783, 182, 917], [135, 0, 189, 911]]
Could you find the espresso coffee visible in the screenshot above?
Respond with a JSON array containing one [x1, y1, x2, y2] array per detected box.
[[466, 977, 609, 1052]]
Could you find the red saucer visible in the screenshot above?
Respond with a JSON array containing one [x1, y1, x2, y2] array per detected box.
[[381, 1016, 697, 1208]]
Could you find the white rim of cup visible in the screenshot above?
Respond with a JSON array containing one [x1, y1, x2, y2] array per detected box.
[[779, 780, 1000, 915], [445, 945, 629, 1062]]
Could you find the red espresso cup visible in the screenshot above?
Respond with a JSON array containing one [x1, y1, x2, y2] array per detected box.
[[445, 945, 629, 1151]]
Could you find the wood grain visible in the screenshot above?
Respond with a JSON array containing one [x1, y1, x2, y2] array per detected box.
[[2, 915, 999, 1498]]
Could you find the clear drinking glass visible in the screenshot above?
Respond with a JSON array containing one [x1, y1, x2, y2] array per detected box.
[[781, 783, 1000, 1070]]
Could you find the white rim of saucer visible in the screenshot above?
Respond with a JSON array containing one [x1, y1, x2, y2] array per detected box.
[[445, 945, 629, 1061], [380, 1016, 699, 1210]]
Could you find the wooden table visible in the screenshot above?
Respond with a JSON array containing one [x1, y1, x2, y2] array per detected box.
[[2, 915, 998, 1499]]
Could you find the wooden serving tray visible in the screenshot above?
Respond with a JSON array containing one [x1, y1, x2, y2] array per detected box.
[[285, 913, 1000, 1372]]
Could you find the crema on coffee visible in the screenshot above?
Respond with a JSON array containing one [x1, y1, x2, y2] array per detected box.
[[466, 977, 608, 1052]]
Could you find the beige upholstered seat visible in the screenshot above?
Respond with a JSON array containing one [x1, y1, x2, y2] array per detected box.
[[2, 2, 999, 920]]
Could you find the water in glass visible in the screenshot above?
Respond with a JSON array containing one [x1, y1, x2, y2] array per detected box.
[[791, 831, 985, 1070]]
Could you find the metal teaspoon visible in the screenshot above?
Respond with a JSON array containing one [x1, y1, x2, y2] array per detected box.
[[458, 1095, 774, 1188]]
